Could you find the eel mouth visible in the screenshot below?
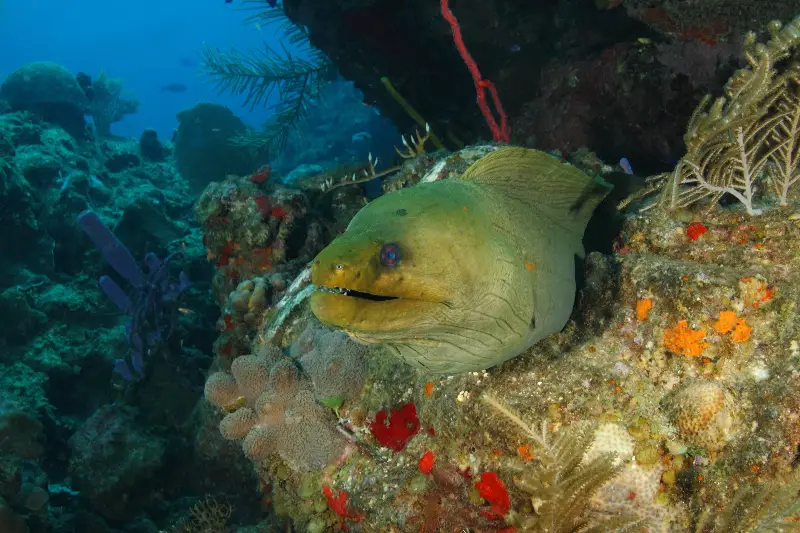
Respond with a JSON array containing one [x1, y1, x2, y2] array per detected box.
[[318, 285, 399, 302], [311, 284, 445, 334]]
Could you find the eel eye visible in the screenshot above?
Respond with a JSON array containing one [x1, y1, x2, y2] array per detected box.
[[380, 243, 401, 268]]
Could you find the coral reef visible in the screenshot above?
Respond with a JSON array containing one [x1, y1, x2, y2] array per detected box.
[[0, 99, 263, 532], [5, 6, 800, 533], [68, 405, 167, 520], [174, 103, 262, 192], [0, 62, 90, 138], [86, 71, 140, 137], [193, 131, 800, 531]]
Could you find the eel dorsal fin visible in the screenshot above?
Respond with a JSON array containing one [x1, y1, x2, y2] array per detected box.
[[458, 147, 611, 236]]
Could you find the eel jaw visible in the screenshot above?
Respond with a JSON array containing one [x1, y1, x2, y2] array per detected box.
[[310, 285, 443, 335], [318, 285, 400, 302]]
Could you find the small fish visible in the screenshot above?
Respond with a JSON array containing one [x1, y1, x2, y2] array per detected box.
[[160, 83, 188, 93], [351, 131, 372, 142], [58, 170, 72, 195], [509, 44, 521, 53], [637, 37, 652, 44], [619, 157, 634, 175], [223, 396, 247, 412], [178, 307, 195, 315]]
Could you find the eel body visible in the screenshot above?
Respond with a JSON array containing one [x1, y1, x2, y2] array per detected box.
[[310, 147, 609, 374]]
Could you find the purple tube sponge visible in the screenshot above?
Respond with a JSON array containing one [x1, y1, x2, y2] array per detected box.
[[77, 209, 190, 382], [77, 210, 145, 287]]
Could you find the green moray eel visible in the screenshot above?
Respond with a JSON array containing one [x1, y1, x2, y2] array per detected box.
[[310, 147, 610, 374]]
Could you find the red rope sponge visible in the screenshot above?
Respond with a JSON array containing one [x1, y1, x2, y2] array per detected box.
[[440, 0, 511, 143]]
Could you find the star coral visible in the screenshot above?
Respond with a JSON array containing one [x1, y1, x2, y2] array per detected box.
[[669, 379, 740, 452]]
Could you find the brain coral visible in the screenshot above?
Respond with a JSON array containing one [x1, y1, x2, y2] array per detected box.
[[204, 345, 348, 471], [0, 62, 89, 137]]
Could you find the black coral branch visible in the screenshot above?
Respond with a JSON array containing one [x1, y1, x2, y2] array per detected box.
[[200, 4, 335, 158]]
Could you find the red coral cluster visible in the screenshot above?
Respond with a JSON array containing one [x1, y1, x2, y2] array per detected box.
[[475, 472, 511, 520], [249, 164, 271, 183], [418, 449, 435, 474], [369, 402, 420, 452], [323, 485, 364, 521], [686, 221, 708, 241]]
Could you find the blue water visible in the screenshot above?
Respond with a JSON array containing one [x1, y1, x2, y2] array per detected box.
[[0, 0, 282, 138]]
